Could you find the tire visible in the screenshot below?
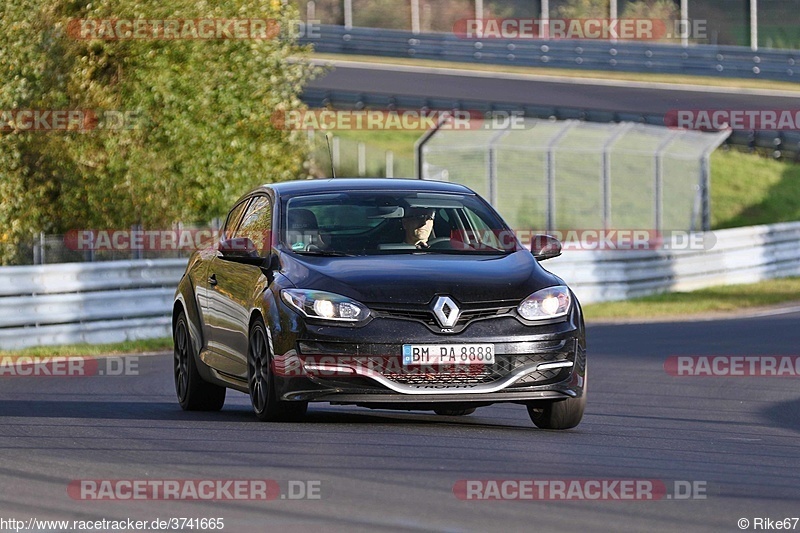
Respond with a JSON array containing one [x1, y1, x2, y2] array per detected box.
[[434, 408, 477, 416], [247, 319, 308, 422], [173, 311, 226, 411], [527, 394, 585, 429]]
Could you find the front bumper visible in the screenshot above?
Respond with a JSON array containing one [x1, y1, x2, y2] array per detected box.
[[273, 309, 586, 405]]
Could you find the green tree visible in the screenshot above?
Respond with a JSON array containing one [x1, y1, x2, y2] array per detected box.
[[621, 0, 679, 43], [557, 0, 610, 19], [0, 0, 316, 264]]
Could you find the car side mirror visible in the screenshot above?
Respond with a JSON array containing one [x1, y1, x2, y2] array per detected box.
[[530, 234, 562, 261], [218, 237, 264, 265]]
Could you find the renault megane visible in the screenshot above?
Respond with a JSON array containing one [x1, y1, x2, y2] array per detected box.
[[172, 178, 586, 429]]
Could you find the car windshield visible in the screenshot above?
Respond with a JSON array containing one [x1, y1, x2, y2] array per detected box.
[[282, 191, 522, 255]]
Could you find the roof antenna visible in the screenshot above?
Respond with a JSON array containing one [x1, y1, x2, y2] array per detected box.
[[325, 133, 336, 179]]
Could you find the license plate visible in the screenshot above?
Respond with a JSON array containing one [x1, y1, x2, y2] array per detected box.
[[402, 344, 495, 365]]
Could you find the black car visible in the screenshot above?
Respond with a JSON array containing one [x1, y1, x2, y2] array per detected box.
[[172, 178, 586, 429]]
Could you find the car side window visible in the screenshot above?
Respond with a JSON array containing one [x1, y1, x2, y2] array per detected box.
[[222, 200, 251, 241], [463, 207, 503, 249], [234, 195, 272, 255]]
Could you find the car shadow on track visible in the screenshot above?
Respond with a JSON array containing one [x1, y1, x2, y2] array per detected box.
[[0, 400, 254, 422], [0, 399, 552, 431], [760, 396, 800, 433]]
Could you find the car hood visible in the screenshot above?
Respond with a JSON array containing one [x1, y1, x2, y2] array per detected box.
[[279, 251, 561, 305]]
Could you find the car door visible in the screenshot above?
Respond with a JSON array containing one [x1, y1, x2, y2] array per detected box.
[[200, 198, 251, 374], [206, 194, 273, 378]]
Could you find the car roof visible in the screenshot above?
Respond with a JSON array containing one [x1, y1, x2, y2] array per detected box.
[[252, 178, 476, 199]]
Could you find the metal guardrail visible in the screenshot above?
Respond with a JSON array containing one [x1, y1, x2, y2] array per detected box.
[[301, 25, 800, 81], [1, 222, 800, 348], [546, 221, 800, 303], [0, 259, 186, 350]]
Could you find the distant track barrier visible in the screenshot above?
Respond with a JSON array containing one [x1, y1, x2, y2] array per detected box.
[[300, 25, 800, 82], [300, 25, 800, 158]]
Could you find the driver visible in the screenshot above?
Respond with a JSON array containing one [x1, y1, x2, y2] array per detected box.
[[401, 208, 435, 249]]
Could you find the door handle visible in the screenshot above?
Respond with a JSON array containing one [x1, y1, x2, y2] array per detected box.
[[208, 274, 217, 286]]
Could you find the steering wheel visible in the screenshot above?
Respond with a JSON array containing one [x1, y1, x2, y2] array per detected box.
[[427, 237, 451, 249]]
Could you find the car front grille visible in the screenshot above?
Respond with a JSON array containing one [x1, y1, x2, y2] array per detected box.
[[369, 300, 518, 332]]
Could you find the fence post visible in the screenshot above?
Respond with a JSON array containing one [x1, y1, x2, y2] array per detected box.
[[701, 150, 712, 231], [654, 131, 681, 232], [475, 0, 483, 38], [680, 0, 689, 47], [487, 128, 509, 208], [357, 141, 366, 176], [385, 150, 394, 178], [131, 224, 142, 260], [83, 230, 95, 262], [343, 0, 352, 30], [33, 235, 41, 265], [601, 123, 634, 229], [414, 113, 452, 179], [332, 136, 340, 172], [540, 0, 550, 39], [609, 0, 617, 43], [545, 121, 577, 232]]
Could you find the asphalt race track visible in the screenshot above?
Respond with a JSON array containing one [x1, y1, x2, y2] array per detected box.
[[306, 61, 800, 116], [1, 312, 799, 532]]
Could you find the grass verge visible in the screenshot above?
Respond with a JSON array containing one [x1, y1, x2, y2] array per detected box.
[[711, 149, 800, 229], [582, 277, 800, 321], [0, 337, 173, 358]]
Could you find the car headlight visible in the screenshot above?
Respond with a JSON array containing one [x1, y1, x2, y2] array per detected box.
[[281, 289, 370, 322], [518, 285, 571, 321]]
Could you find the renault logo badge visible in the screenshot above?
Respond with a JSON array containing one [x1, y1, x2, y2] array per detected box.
[[432, 296, 460, 328]]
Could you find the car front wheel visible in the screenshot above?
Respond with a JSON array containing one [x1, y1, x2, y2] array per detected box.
[[528, 364, 586, 429], [527, 394, 585, 430], [247, 319, 308, 422]]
